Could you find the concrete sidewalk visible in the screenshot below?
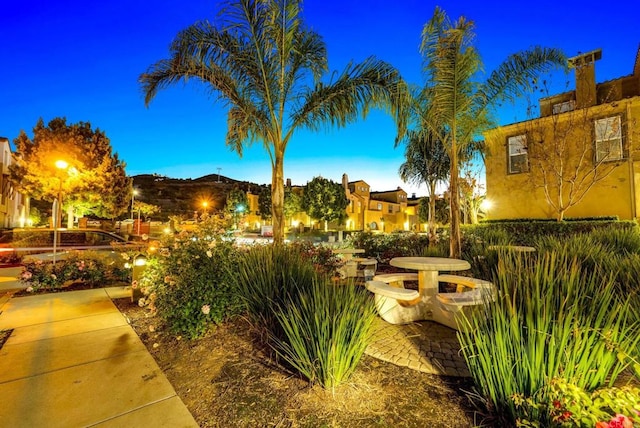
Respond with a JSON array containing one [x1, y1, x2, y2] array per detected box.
[[0, 287, 198, 427]]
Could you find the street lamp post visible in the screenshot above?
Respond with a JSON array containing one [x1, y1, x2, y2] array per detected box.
[[54, 160, 68, 230], [131, 189, 138, 221], [52, 160, 69, 265]]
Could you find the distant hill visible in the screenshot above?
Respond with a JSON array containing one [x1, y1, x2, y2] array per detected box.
[[132, 174, 264, 220]]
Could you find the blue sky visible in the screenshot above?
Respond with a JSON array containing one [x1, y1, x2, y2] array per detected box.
[[2, 0, 639, 196]]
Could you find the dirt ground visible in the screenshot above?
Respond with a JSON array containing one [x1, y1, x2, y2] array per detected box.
[[114, 298, 486, 428]]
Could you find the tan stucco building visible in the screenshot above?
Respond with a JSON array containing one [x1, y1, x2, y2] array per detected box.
[[484, 47, 640, 220]]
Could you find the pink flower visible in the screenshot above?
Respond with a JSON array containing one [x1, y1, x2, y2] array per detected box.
[[201, 304, 211, 315], [131, 280, 138, 289], [26, 286, 34, 293], [21, 271, 32, 280], [607, 414, 634, 428]]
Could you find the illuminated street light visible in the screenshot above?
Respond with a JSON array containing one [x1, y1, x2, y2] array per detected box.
[[202, 201, 209, 217]]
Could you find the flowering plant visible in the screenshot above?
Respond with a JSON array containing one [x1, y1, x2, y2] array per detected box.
[[136, 217, 241, 339], [513, 378, 640, 427], [287, 240, 344, 276], [19, 251, 128, 291]]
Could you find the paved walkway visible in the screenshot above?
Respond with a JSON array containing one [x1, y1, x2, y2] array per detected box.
[[365, 317, 470, 377], [0, 287, 198, 428]]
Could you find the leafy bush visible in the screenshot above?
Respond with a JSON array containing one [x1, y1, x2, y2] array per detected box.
[[20, 251, 127, 290], [464, 220, 637, 246], [138, 220, 241, 339], [457, 251, 640, 426], [287, 240, 344, 277], [514, 379, 640, 427], [271, 276, 377, 389], [349, 231, 432, 263]]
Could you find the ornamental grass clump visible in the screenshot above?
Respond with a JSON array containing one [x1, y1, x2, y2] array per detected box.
[[139, 221, 241, 339], [457, 250, 640, 426], [271, 277, 377, 390], [232, 244, 317, 329], [233, 243, 376, 389]]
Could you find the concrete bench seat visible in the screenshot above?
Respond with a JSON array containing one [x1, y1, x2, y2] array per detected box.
[[433, 275, 495, 330], [372, 273, 418, 284], [365, 280, 419, 301], [437, 274, 492, 293]]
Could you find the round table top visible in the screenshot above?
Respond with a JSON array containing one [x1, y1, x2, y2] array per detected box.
[[390, 256, 470, 271]]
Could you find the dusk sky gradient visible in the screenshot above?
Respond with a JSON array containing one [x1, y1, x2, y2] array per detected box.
[[2, 1, 639, 196]]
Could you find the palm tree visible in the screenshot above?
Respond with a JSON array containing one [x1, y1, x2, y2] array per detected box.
[[139, 0, 407, 244], [398, 126, 449, 241], [420, 7, 566, 258]]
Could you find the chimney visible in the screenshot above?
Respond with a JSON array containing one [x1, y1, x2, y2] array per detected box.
[[285, 178, 291, 188], [568, 49, 602, 109], [342, 173, 349, 190]]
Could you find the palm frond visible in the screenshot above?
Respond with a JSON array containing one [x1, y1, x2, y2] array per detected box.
[[479, 47, 567, 109], [290, 57, 408, 140]]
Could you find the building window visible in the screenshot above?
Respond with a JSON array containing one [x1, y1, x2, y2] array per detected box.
[[388, 205, 393, 214], [508, 134, 528, 174], [594, 115, 623, 162], [377, 203, 382, 210], [552, 100, 575, 114]]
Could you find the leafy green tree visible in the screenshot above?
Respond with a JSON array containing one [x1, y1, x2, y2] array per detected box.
[[133, 200, 160, 220], [257, 185, 272, 221], [10, 117, 132, 226], [225, 186, 249, 214], [283, 187, 302, 220], [301, 177, 348, 230], [140, 0, 407, 244], [420, 7, 565, 257]]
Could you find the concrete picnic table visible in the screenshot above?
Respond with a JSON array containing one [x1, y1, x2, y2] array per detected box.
[[390, 256, 471, 300]]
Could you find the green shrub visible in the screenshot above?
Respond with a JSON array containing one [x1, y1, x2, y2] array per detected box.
[[465, 220, 637, 246], [457, 251, 640, 426], [139, 222, 241, 339], [349, 231, 431, 262], [514, 379, 640, 427], [271, 276, 377, 390], [20, 251, 127, 290]]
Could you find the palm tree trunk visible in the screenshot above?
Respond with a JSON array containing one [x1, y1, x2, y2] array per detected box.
[[271, 151, 285, 244], [449, 143, 462, 259], [428, 181, 437, 244]]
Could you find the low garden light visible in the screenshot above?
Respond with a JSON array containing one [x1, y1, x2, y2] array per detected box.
[[131, 253, 148, 303]]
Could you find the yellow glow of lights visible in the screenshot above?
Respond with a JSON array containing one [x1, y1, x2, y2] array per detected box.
[[55, 160, 69, 170]]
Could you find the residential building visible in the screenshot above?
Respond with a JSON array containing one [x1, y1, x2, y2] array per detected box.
[[343, 174, 417, 232], [484, 47, 640, 220], [0, 137, 28, 228]]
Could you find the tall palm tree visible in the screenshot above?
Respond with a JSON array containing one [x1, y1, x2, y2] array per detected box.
[[140, 0, 407, 244], [398, 127, 449, 241], [420, 7, 566, 258]]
